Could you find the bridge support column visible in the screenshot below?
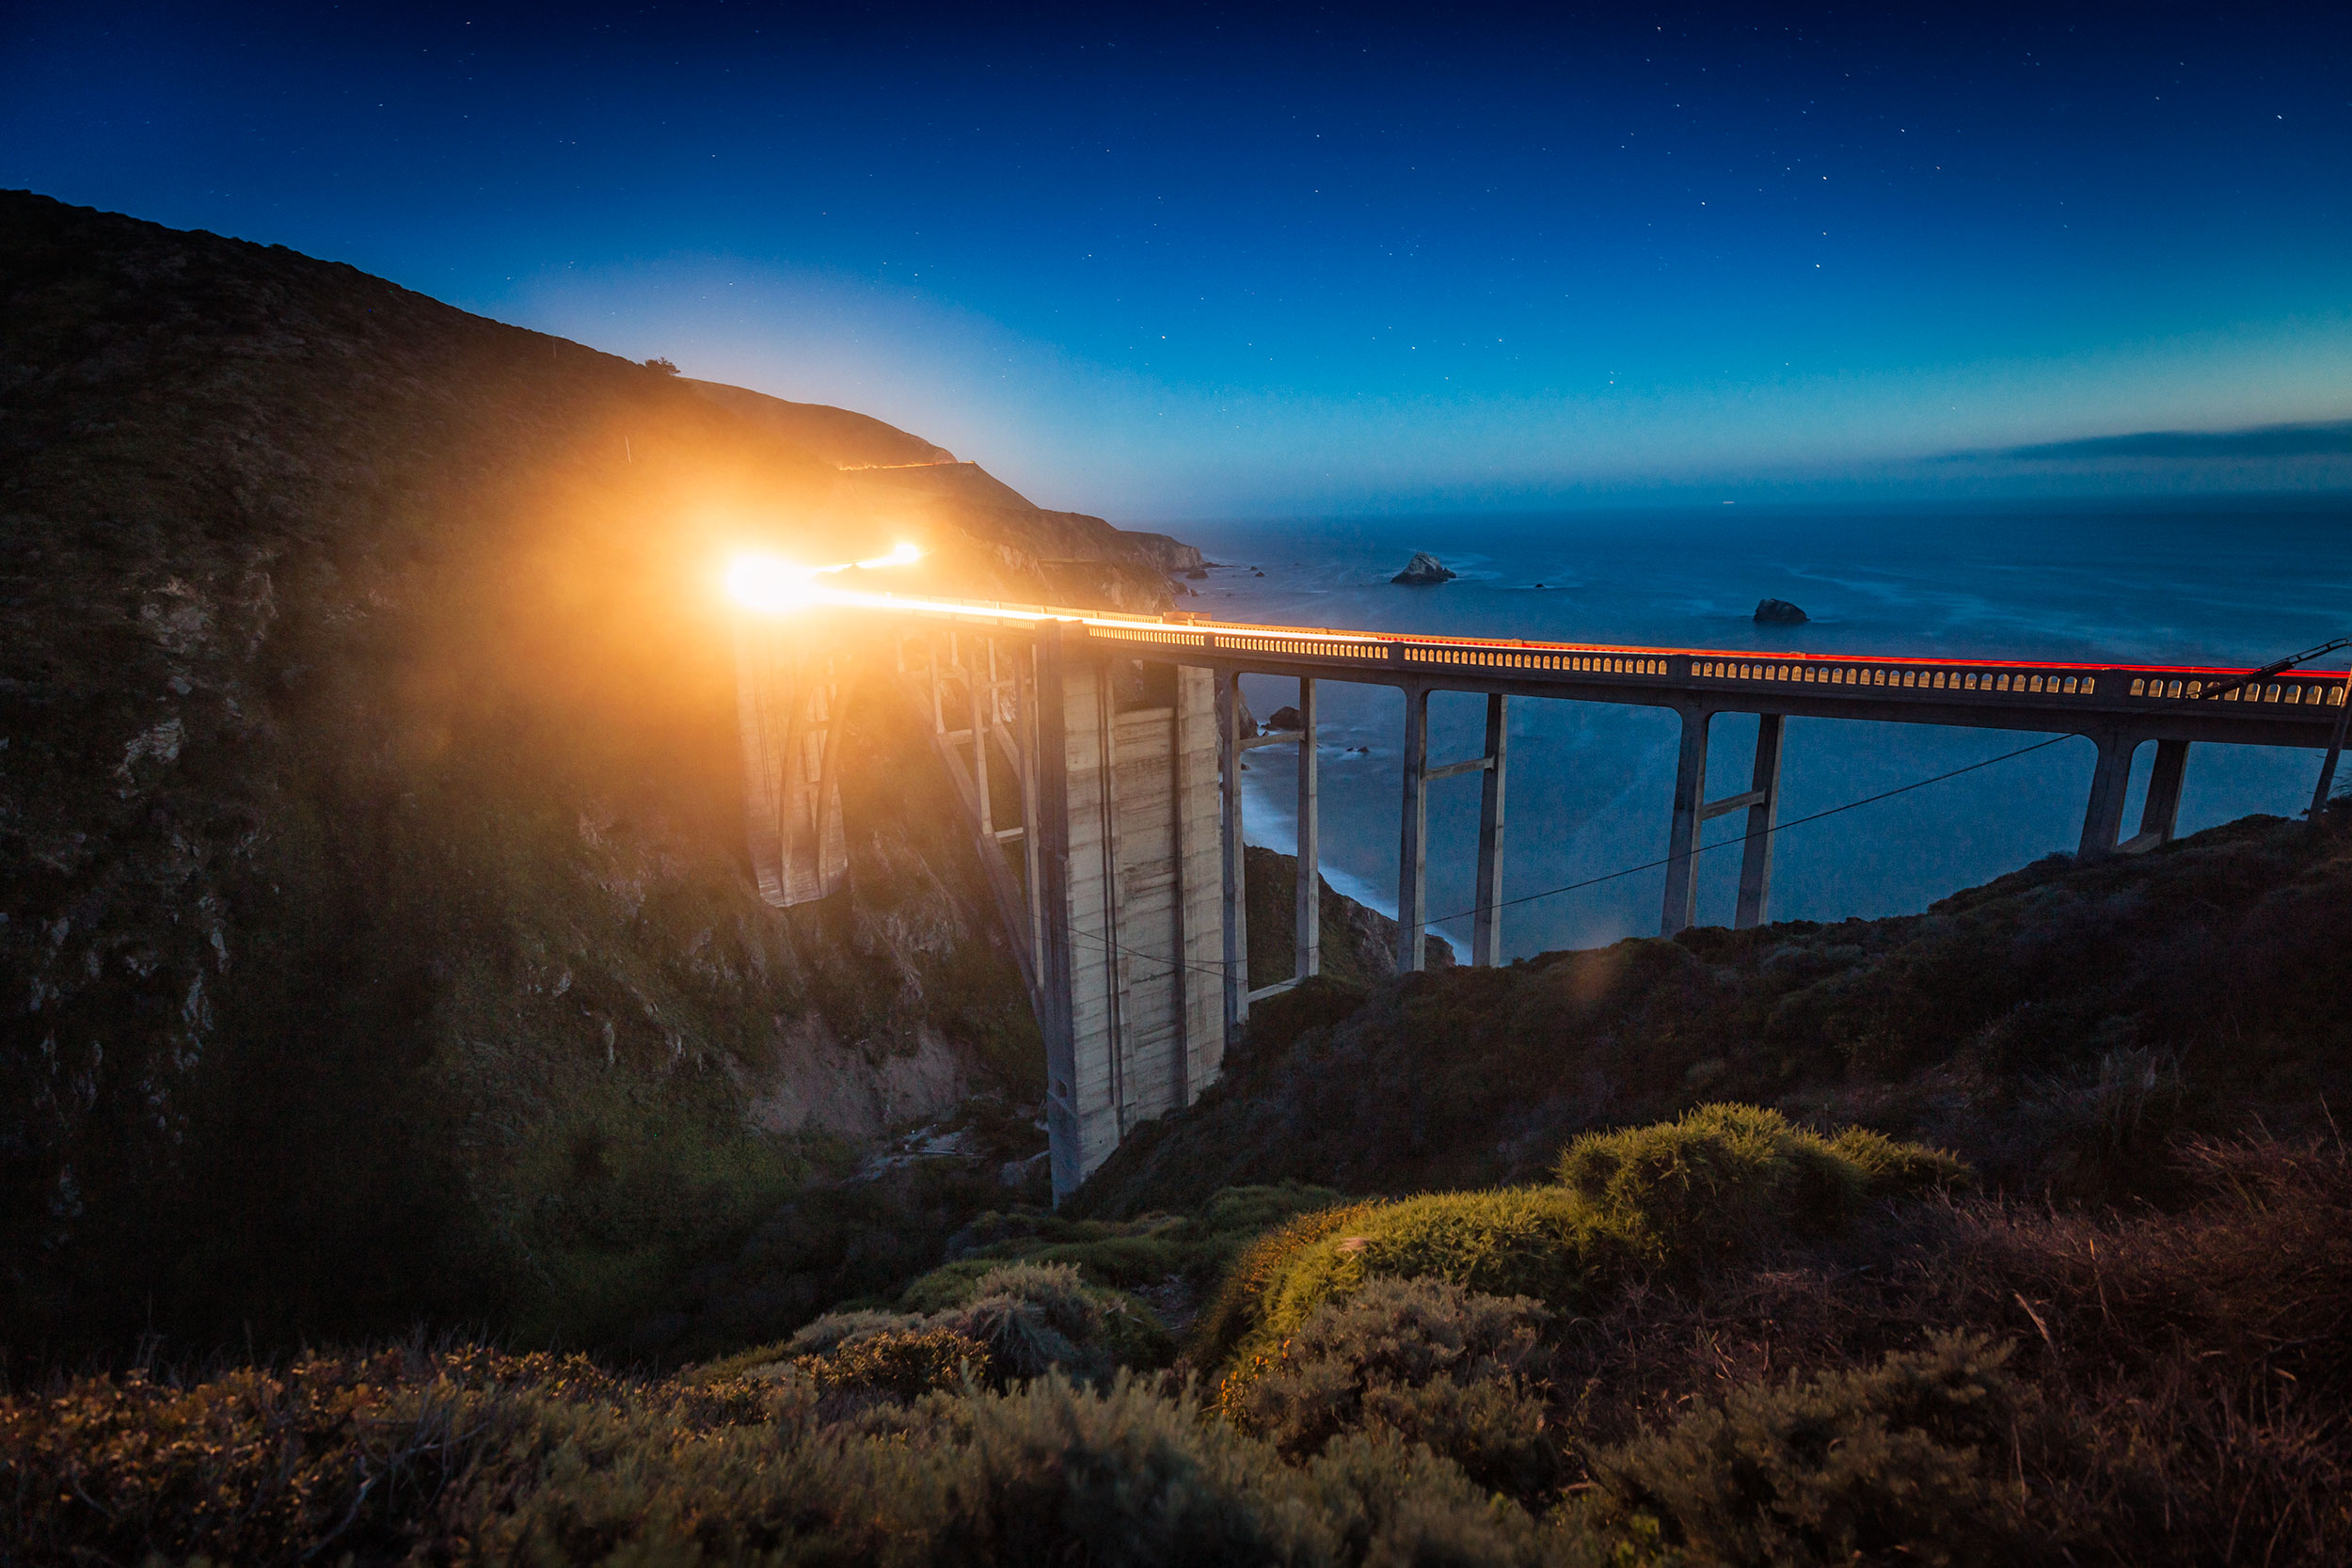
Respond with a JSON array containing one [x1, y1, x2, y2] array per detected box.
[[1032, 626, 1082, 1201], [1217, 670, 1251, 1039], [1733, 714, 1785, 929], [1661, 708, 1710, 936], [1472, 693, 1508, 966], [2077, 730, 2135, 860], [2122, 739, 2188, 852], [1295, 677, 1321, 982], [1397, 685, 1431, 972], [736, 619, 848, 907]]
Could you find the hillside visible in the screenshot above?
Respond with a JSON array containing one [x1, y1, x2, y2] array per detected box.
[[0, 190, 1198, 1353], [1074, 811, 2352, 1219]]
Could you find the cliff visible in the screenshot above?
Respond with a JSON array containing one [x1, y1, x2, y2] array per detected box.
[[0, 190, 1193, 1350]]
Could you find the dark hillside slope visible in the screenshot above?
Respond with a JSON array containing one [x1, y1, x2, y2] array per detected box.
[[0, 191, 1185, 1352], [684, 378, 959, 467], [1075, 813, 2352, 1217]]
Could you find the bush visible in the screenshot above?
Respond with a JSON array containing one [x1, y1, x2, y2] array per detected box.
[[1256, 1189, 1604, 1348], [1557, 1104, 1963, 1271], [785, 1306, 914, 1355], [796, 1327, 993, 1402], [6, 1350, 1569, 1566], [1190, 1200, 1384, 1367], [1197, 1112, 1967, 1375], [1824, 1125, 1973, 1196], [1582, 1331, 2042, 1568], [1218, 1278, 1561, 1499], [931, 1262, 1115, 1382]]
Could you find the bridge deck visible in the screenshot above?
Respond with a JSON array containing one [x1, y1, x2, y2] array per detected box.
[[844, 588, 2349, 748]]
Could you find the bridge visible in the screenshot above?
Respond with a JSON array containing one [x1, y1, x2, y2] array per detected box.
[[736, 590, 2351, 1201]]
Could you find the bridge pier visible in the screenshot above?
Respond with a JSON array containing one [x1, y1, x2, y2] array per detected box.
[[1294, 678, 1321, 981], [1664, 708, 1788, 934], [736, 619, 848, 907], [1218, 670, 1251, 1038], [1661, 709, 1711, 935], [1733, 714, 1785, 929], [2122, 738, 2189, 852], [2077, 729, 2136, 860], [1397, 686, 1431, 971], [1472, 693, 1508, 966]]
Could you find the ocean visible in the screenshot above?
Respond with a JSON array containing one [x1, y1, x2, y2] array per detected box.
[[1174, 497, 2352, 960]]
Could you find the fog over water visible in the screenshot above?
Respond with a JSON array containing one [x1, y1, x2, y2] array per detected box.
[[1175, 499, 2352, 959]]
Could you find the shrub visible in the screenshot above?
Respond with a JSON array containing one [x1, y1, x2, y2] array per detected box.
[[1557, 1104, 1962, 1271], [784, 1306, 915, 1355], [1219, 1278, 1561, 1499], [1257, 1189, 1603, 1348], [1191, 1200, 1382, 1366], [898, 1259, 1009, 1313], [931, 1261, 1133, 1383], [1824, 1125, 1972, 1196], [1583, 1331, 2042, 1568], [795, 1327, 993, 1402], [1302, 1430, 1552, 1566]]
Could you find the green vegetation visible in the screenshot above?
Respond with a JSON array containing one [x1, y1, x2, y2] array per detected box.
[[8, 1129, 2346, 1563], [1583, 1332, 2040, 1567], [1203, 1107, 1961, 1367]]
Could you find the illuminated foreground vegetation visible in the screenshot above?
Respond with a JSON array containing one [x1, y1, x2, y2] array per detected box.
[[8, 1117, 2347, 1564], [11, 816, 2352, 1561]]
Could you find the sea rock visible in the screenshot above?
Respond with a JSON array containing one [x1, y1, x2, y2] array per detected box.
[[1265, 705, 1304, 731], [1754, 597, 1810, 625], [1392, 551, 1456, 586]]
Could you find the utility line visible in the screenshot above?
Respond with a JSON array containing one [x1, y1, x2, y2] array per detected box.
[[1419, 732, 2073, 927], [1043, 730, 2076, 984]]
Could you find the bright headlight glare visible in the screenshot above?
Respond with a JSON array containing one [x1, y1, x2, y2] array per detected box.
[[725, 555, 818, 612]]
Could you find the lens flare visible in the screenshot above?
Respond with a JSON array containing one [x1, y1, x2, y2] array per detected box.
[[727, 543, 923, 612]]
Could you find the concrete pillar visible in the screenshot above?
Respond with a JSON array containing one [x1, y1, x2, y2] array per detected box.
[[1733, 714, 1785, 929], [2076, 731, 2135, 860], [1032, 626, 1082, 1203], [1173, 669, 1225, 1100], [2139, 739, 2189, 847], [1217, 670, 1250, 1039], [968, 643, 993, 837], [1017, 647, 1045, 962], [2313, 675, 2352, 820], [1397, 685, 1430, 972], [1660, 708, 1711, 936], [735, 619, 848, 908], [1472, 692, 1508, 966], [1294, 677, 1321, 981], [1095, 661, 1125, 1132]]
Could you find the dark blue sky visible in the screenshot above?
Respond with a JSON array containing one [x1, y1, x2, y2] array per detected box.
[[8, 2, 2349, 517]]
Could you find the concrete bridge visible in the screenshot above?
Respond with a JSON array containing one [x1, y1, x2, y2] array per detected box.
[[737, 593, 2351, 1200]]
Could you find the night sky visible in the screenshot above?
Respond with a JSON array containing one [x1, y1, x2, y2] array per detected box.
[[8, 2, 2350, 516]]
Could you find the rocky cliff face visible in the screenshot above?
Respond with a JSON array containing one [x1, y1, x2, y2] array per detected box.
[[0, 191, 1193, 1350]]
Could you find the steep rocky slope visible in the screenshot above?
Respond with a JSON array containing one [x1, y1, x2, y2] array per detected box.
[[1075, 812, 2352, 1218], [0, 191, 1195, 1351]]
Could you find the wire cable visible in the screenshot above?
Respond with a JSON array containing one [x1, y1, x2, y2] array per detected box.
[[1041, 730, 2077, 984]]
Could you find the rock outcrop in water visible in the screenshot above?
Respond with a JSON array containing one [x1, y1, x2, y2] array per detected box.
[[1754, 596, 1809, 624], [1391, 551, 1456, 585]]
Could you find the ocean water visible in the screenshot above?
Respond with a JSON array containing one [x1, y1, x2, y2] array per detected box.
[[1174, 498, 2352, 960]]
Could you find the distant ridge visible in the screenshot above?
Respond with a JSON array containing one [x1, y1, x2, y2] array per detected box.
[[683, 377, 958, 468]]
